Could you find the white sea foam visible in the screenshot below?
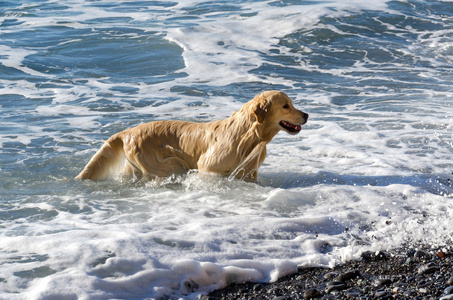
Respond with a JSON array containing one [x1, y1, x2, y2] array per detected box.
[[0, 45, 45, 77], [1, 172, 451, 299], [165, 0, 391, 87]]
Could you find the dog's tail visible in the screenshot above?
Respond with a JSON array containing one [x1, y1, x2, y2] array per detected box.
[[75, 133, 127, 181]]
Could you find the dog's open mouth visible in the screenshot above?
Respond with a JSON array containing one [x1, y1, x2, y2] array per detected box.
[[279, 120, 302, 133]]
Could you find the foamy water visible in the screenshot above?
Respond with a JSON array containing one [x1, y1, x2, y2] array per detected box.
[[1, 0, 453, 299]]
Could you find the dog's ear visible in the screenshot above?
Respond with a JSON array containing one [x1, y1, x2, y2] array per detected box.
[[249, 93, 271, 124], [253, 104, 267, 124]]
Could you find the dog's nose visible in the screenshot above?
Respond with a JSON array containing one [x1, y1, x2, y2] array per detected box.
[[304, 113, 309, 120]]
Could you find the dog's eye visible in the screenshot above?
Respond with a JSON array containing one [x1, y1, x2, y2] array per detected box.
[[283, 104, 290, 109]]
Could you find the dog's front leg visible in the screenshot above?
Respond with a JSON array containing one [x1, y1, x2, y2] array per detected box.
[[230, 142, 267, 181]]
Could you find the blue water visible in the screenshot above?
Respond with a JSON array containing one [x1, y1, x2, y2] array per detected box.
[[1, 0, 453, 299]]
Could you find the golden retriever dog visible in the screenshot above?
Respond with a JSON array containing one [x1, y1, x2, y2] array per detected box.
[[76, 91, 308, 181]]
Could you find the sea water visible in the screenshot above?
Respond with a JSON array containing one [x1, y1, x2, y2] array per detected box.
[[1, 0, 452, 299]]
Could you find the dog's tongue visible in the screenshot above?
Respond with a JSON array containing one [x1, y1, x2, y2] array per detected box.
[[282, 120, 301, 131]]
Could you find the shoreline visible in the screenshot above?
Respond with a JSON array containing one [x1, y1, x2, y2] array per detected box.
[[206, 246, 453, 299]]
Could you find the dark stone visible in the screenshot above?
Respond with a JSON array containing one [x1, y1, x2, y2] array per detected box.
[[326, 281, 344, 286], [418, 263, 439, 275], [346, 290, 362, 297], [403, 289, 415, 297], [375, 289, 389, 298], [325, 282, 347, 294], [375, 251, 389, 260], [304, 288, 321, 299], [417, 281, 429, 288], [361, 250, 389, 261], [361, 251, 373, 261], [406, 249, 416, 257], [375, 278, 392, 287], [414, 250, 427, 259], [272, 296, 289, 300], [323, 272, 338, 280], [253, 283, 263, 291], [393, 282, 408, 288], [335, 270, 360, 282]]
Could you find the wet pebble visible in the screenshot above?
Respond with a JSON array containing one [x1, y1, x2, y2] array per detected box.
[[445, 286, 453, 295], [374, 278, 392, 287], [253, 283, 263, 291], [375, 289, 389, 298], [417, 280, 429, 288], [393, 282, 408, 288], [325, 281, 347, 294], [448, 276, 453, 286], [419, 287, 428, 293], [303, 288, 321, 299], [323, 272, 337, 280], [272, 296, 288, 300], [335, 270, 360, 282], [326, 281, 344, 286], [346, 290, 361, 297], [406, 249, 416, 257], [418, 262, 439, 275], [361, 250, 389, 261], [414, 250, 427, 259]]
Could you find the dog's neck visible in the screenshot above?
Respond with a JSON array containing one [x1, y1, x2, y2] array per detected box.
[[225, 110, 278, 157]]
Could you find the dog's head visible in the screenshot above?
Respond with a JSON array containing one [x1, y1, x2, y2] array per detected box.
[[248, 91, 308, 136]]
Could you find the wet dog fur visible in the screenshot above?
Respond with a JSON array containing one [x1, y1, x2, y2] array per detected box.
[[75, 91, 308, 181]]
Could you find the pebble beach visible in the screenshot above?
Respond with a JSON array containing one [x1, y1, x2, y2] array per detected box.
[[208, 246, 453, 299]]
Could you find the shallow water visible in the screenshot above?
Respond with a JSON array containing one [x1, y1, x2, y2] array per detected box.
[[1, 0, 453, 299]]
